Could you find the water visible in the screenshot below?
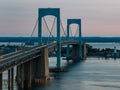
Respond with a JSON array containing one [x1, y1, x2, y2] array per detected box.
[[2, 57, 120, 90], [2, 42, 120, 90], [88, 43, 120, 49]]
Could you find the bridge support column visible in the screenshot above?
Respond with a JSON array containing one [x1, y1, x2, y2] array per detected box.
[[66, 45, 70, 61], [57, 43, 61, 69], [71, 45, 81, 62], [11, 68, 14, 90], [8, 68, 14, 90], [0, 73, 2, 90], [56, 12, 61, 69], [8, 70, 10, 90], [21, 64, 24, 89], [16, 62, 34, 89], [79, 19, 82, 60], [40, 47, 49, 80], [16, 66, 21, 85], [19, 61, 33, 89], [34, 47, 50, 83], [28, 61, 32, 88], [83, 43, 87, 60], [79, 42, 82, 59], [66, 19, 70, 61]]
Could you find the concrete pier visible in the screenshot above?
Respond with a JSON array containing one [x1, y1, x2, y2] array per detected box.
[[21, 64, 24, 89], [16, 47, 50, 88], [72, 45, 81, 61], [83, 43, 87, 60], [16, 61, 33, 89], [22, 60, 33, 86], [0, 73, 2, 90], [70, 43, 87, 61], [66, 45, 70, 61], [16, 66, 21, 85], [34, 47, 50, 83], [8, 70, 10, 90], [11, 68, 14, 90], [28, 61, 32, 88], [8, 68, 14, 90]]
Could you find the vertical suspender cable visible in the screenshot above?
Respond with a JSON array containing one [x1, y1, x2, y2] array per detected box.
[[60, 20, 66, 37], [43, 17, 54, 38], [74, 25, 79, 39], [47, 17, 56, 42], [43, 17, 57, 43]]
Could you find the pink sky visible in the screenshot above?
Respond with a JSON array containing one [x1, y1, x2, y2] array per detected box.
[[0, 0, 120, 37]]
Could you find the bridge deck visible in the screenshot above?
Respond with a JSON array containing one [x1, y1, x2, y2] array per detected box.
[[0, 40, 79, 73]]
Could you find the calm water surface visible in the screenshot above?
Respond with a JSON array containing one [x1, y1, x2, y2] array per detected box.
[[3, 57, 120, 90]]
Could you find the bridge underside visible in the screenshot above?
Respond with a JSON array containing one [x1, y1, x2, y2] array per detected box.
[[66, 43, 86, 61], [15, 43, 87, 88], [16, 47, 50, 88], [0, 41, 87, 89]]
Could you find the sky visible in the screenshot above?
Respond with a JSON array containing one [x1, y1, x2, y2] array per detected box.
[[0, 0, 120, 37]]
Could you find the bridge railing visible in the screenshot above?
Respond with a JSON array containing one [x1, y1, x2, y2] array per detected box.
[[0, 45, 41, 59], [0, 45, 48, 72]]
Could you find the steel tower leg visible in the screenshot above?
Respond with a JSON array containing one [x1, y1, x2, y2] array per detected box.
[[57, 14, 61, 69], [38, 8, 61, 68], [79, 20, 82, 59], [38, 17, 42, 45], [66, 20, 70, 61]]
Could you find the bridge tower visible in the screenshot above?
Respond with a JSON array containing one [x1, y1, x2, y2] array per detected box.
[[38, 8, 61, 68], [67, 19, 82, 60]]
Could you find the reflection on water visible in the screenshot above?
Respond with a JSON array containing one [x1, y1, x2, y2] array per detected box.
[[2, 57, 120, 90]]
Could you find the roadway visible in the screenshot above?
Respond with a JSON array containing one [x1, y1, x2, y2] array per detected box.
[[0, 40, 80, 73]]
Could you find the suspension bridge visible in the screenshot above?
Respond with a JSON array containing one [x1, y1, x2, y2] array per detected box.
[[0, 8, 87, 90]]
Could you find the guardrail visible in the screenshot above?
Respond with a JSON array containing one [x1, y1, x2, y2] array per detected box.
[[0, 45, 46, 72]]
